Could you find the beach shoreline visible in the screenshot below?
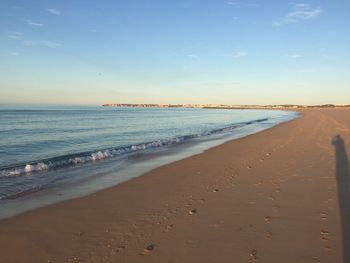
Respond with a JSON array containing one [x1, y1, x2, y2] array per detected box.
[[0, 108, 349, 263], [0, 109, 297, 220]]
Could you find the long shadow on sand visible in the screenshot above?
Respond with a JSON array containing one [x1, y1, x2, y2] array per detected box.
[[332, 135, 350, 263]]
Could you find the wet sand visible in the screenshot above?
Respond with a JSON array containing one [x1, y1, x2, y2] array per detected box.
[[0, 108, 349, 263]]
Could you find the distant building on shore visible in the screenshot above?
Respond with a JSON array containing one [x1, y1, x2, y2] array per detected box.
[[102, 103, 349, 109]]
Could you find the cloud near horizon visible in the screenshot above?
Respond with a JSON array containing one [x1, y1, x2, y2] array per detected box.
[[287, 54, 304, 59], [6, 51, 19, 56], [187, 54, 199, 59], [23, 40, 62, 48], [225, 51, 248, 58]]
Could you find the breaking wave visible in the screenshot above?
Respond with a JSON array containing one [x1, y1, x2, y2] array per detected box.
[[0, 118, 269, 178]]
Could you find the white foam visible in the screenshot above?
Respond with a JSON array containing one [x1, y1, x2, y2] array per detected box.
[[0, 116, 287, 179]]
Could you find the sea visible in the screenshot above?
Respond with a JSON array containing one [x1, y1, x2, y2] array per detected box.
[[0, 105, 299, 218]]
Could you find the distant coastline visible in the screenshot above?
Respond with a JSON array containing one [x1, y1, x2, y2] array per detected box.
[[102, 103, 350, 109]]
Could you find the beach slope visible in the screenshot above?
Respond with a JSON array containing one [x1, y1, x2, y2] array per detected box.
[[0, 108, 349, 263]]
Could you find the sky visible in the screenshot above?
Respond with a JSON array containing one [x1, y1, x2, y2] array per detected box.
[[0, 0, 349, 105]]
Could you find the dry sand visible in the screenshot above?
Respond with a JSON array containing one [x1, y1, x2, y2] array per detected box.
[[0, 108, 349, 263]]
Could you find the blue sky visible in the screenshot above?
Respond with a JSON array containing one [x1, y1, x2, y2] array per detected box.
[[0, 0, 349, 105]]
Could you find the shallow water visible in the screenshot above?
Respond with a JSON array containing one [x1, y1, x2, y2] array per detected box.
[[0, 105, 298, 218]]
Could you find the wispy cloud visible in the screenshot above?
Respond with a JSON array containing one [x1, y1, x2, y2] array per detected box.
[[27, 20, 44, 27], [23, 40, 62, 48], [8, 31, 22, 40], [47, 8, 61, 15], [8, 35, 20, 39], [226, 1, 239, 6], [287, 54, 304, 59], [286, 4, 324, 21], [225, 51, 248, 58], [273, 4, 324, 26], [9, 31, 22, 36], [40, 41, 62, 48]]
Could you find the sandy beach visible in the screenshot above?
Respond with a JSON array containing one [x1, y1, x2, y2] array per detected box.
[[0, 108, 349, 263]]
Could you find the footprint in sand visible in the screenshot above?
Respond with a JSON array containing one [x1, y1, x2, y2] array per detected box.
[[249, 249, 257, 262], [76, 231, 85, 237], [320, 211, 328, 221], [320, 230, 330, 241], [271, 182, 278, 186], [189, 209, 197, 215], [164, 224, 174, 232], [142, 244, 155, 255], [254, 182, 263, 186], [324, 198, 333, 205], [324, 245, 332, 252], [268, 195, 275, 201], [265, 231, 272, 240], [66, 256, 79, 262], [264, 216, 272, 223], [110, 245, 126, 255]]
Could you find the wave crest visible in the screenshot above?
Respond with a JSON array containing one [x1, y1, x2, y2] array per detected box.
[[0, 118, 269, 178]]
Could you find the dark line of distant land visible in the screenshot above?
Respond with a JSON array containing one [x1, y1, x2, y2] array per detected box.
[[102, 103, 350, 109]]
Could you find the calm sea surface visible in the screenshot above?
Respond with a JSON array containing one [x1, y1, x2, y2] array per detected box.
[[0, 105, 298, 217]]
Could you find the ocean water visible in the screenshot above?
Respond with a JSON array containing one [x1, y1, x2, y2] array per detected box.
[[0, 105, 298, 217]]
